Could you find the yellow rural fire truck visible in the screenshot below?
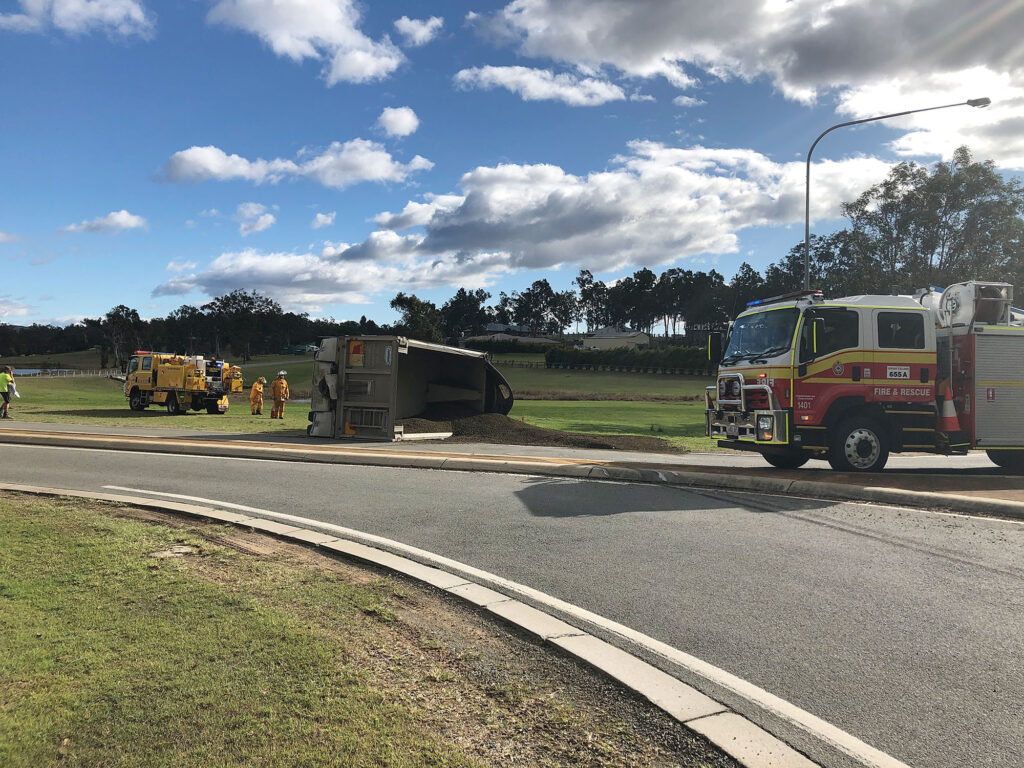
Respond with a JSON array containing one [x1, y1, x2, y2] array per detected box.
[[706, 280, 1024, 472], [124, 352, 243, 415]]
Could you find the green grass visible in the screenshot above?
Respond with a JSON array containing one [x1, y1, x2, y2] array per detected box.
[[499, 365, 712, 398], [509, 399, 712, 452], [0, 494, 728, 768], [8, 376, 310, 434], [0, 494, 480, 768]]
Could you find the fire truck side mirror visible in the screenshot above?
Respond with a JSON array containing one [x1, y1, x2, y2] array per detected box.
[[707, 332, 723, 362]]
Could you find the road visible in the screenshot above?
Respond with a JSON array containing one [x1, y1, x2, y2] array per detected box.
[[3, 443, 1022, 768]]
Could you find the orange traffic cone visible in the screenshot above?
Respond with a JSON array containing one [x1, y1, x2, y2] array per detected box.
[[939, 383, 961, 433]]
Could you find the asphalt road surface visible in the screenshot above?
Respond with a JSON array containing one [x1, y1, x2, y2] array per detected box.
[[3, 443, 1022, 768]]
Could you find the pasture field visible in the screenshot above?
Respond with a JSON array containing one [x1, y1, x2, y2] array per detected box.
[[5, 377, 309, 433], [5, 356, 715, 450]]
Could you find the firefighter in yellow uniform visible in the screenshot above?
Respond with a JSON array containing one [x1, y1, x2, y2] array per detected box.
[[270, 371, 289, 419], [250, 376, 266, 415]]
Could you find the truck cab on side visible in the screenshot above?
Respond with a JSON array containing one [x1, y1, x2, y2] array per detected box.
[[124, 352, 243, 415], [706, 283, 1023, 472]]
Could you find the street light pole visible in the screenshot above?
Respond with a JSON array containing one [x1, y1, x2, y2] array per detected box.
[[803, 97, 991, 290]]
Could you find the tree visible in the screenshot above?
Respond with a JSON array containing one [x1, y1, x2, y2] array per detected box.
[[440, 288, 491, 342], [513, 280, 557, 337], [390, 292, 443, 343], [102, 305, 143, 370], [574, 270, 609, 331], [202, 290, 282, 362], [728, 262, 766, 317]]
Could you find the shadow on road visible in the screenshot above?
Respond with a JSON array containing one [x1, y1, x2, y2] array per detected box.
[[513, 476, 836, 518]]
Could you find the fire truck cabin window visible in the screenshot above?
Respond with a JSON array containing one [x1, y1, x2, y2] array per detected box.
[[877, 312, 925, 349], [127, 357, 140, 375], [800, 308, 859, 362], [141, 356, 153, 371]]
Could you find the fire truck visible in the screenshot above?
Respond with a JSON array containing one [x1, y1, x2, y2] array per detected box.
[[124, 352, 244, 415], [705, 281, 1024, 472]]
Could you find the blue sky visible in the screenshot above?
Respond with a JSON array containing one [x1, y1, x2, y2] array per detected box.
[[2, 0, 1021, 326]]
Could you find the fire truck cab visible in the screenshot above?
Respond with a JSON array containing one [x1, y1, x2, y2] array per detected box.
[[706, 281, 1024, 472]]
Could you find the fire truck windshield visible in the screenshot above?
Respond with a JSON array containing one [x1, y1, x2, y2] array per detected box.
[[722, 308, 799, 363]]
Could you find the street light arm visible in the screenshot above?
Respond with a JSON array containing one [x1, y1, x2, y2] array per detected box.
[[802, 98, 990, 290]]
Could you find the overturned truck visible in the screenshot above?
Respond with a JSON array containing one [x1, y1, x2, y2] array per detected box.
[[307, 336, 515, 441]]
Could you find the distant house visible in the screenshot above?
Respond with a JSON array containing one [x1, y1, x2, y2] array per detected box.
[[583, 326, 651, 350]]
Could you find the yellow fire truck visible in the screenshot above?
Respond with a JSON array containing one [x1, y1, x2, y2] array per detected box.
[[124, 351, 243, 415]]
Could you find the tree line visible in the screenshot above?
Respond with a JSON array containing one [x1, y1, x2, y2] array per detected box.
[[3, 146, 1020, 361]]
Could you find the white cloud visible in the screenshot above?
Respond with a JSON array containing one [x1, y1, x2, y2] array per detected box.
[[0, 0, 153, 37], [455, 65, 625, 107], [63, 209, 148, 233], [152, 142, 893, 311], [199, 207, 220, 217], [629, 92, 655, 103], [236, 202, 276, 236], [164, 139, 433, 190], [0, 296, 31, 319], [837, 68, 1024, 169], [673, 95, 706, 108], [150, 246, 511, 313], [376, 106, 419, 137], [312, 212, 336, 229], [207, 0, 404, 85], [394, 15, 443, 47], [0, 231, 20, 243], [477, 0, 1024, 166], [166, 260, 197, 272]]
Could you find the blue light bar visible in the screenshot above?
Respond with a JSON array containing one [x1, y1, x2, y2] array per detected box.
[[746, 289, 823, 308]]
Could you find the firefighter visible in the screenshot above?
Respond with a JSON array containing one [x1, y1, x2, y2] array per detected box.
[[250, 376, 266, 415], [270, 371, 289, 419]]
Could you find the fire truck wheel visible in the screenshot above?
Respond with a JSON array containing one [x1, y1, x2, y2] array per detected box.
[[128, 388, 145, 411], [762, 450, 810, 469], [828, 417, 889, 472], [986, 450, 1024, 473], [205, 400, 222, 414], [166, 394, 183, 416]]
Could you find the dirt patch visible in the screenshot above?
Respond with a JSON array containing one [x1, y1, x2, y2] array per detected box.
[[399, 412, 682, 453]]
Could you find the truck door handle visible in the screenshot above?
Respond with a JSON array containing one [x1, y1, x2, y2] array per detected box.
[[920, 367, 929, 383], [852, 366, 861, 382]]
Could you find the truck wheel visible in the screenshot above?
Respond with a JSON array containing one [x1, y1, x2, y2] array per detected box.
[[762, 450, 810, 469], [166, 394, 183, 416], [986, 450, 1024, 473], [128, 388, 146, 411], [205, 400, 222, 414], [828, 417, 889, 472]]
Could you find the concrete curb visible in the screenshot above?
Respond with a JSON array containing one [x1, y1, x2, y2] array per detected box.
[[4, 482, 930, 768], [2, 428, 1021, 521]]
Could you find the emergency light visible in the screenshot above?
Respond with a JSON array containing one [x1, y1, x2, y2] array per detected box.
[[746, 289, 823, 308]]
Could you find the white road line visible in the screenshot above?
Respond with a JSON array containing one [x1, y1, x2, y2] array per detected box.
[[104, 483, 910, 768]]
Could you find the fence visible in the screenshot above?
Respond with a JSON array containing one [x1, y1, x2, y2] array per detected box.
[[13, 368, 122, 378]]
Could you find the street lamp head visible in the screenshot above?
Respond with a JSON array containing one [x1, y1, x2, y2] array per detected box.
[[967, 97, 992, 108]]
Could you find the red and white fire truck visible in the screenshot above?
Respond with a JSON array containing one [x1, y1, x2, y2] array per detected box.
[[705, 280, 1024, 472]]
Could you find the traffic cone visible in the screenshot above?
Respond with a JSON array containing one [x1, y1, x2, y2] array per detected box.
[[939, 383, 961, 433]]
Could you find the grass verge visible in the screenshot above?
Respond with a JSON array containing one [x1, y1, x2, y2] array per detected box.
[[0, 493, 732, 768], [509, 400, 712, 453]]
